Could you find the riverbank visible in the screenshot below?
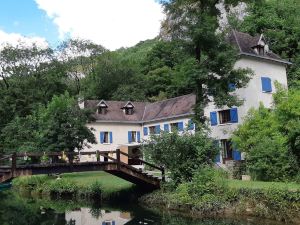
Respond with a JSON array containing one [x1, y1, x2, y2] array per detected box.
[[12, 171, 142, 201], [140, 179, 300, 224]]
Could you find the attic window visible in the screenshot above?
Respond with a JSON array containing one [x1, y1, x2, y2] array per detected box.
[[97, 100, 108, 114], [122, 101, 135, 115]]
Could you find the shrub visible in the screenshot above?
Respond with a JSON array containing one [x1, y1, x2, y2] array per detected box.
[[45, 179, 78, 197], [143, 131, 218, 184]]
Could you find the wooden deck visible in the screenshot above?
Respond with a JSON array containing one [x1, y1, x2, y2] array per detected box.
[[0, 150, 165, 189]]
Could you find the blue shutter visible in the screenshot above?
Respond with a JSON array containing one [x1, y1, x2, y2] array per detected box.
[[102, 222, 106, 225], [110, 132, 113, 144], [164, 124, 169, 132], [137, 131, 141, 142], [230, 108, 238, 123], [112, 221, 116, 225], [100, 132, 104, 144], [233, 150, 241, 161], [188, 119, 194, 130], [143, 127, 148, 136], [215, 154, 221, 163], [155, 125, 160, 134], [128, 131, 132, 143], [210, 112, 218, 126], [178, 122, 184, 131], [261, 77, 272, 92], [228, 83, 236, 91]]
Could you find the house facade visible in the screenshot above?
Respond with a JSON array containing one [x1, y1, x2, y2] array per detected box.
[[80, 94, 196, 161], [204, 31, 291, 165], [81, 31, 290, 165]]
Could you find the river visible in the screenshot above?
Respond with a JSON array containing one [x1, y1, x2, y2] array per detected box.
[[0, 189, 286, 225]]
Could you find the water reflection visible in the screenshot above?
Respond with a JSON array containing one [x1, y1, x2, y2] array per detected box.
[[0, 190, 286, 225]]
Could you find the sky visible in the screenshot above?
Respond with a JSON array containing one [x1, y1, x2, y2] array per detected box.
[[0, 0, 164, 50]]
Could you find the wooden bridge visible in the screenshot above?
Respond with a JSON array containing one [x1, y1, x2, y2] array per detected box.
[[0, 150, 165, 189]]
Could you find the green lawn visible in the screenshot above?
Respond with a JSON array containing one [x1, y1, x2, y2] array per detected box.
[[227, 179, 300, 191], [61, 171, 134, 193]]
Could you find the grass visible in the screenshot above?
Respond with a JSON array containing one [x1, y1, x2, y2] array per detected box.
[[61, 171, 134, 194], [227, 179, 300, 191]]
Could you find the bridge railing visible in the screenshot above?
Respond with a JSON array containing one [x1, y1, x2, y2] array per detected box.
[[0, 150, 165, 181]]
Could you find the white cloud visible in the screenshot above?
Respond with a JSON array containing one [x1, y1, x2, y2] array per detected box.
[[35, 0, 164, 50], [0, 29, 49, 48]]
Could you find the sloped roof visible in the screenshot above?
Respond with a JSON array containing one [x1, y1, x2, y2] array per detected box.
[[84, 94, 196, 123], [229, 30, 291, 65], [142, 94, 196, 121]]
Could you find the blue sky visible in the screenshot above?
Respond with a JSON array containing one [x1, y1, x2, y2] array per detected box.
[[0, 0, 164, 49], [0, 0, 59, 46]]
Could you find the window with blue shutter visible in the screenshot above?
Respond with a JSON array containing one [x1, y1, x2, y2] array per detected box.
[[155, 125, 160, 134], [100, 132, 104, 144], [112, 221, 116, 225], [128, 131, 132, 143], [233, 150, 241, 161], [143, 127, 148, 136], [164, 124, 169, 132], [261, 77, 272, 92], [188, 119, 195, 130], [137, 131, 141, 142], [215, 154, 221, 163], [210, 111, 218, 126], [230, 108, 238, 123], [178, 122, 184, 131], [228, 83, 236, 91], [109, 132, 113, 144]]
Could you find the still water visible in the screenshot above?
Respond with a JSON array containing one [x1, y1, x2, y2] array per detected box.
[[0, 190, 285, 225]]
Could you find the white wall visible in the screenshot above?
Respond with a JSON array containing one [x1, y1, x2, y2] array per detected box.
[[142, 117, 195, 141], [85, 122, 142, 152], [205, 56, 288, 140]]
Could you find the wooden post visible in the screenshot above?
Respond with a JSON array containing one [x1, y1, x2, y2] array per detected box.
[[161, 166, 165, 182], [116, 149, 120, 170], [11, 152, 17, 177]]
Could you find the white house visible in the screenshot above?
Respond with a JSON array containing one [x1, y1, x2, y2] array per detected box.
[[81, 31, 290, 166], [80, 94, 196, 162], [204, 31, 291, 165]]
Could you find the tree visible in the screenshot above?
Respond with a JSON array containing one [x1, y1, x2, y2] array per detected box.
[[58, 39, 106, 95], [38, 92, 96, 152], [142, 131, 218, 184], [0, 92, 96, 153], [233, 0, 300, 86], [0, 42, 70, 142], [159, 0, 253, 123], [232, 83, 300, 181]]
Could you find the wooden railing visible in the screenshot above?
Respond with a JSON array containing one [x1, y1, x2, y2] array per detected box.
[[0, 150, 165, 182]]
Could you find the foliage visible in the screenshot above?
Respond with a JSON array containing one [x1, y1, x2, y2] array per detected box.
[[0, 92, 96, 153], [142, 131, 219, 184], [159, 0, 254, 122], [37, 92, 96, 152], [233, 0, 300, 86], [232, 87, 300, 181]]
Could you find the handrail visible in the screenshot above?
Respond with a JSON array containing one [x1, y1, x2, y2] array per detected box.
[[119, 150, 163, 171], [0, 150, 166, 183], [0, 156, 11, 161]]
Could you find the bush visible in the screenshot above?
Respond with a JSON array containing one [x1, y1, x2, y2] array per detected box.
[[45, 179, 78, 197], [12, 175, 49, 190], [143, 131, 218, 184]]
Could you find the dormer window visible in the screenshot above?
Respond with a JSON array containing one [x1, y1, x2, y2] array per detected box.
[[122, 101, 135, 115], [252, 34, 269, 56], [97, 100, 108, 114]]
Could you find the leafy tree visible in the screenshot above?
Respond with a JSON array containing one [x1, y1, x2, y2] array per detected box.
[[142, 131, 218, 184], [159, 0, 253, 123], [232, 100, 298, 181], [233, 0, 300, 86], [38, 92, 96, 152], [0, 92, 96, 153], [58, 38, 106, 95]]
